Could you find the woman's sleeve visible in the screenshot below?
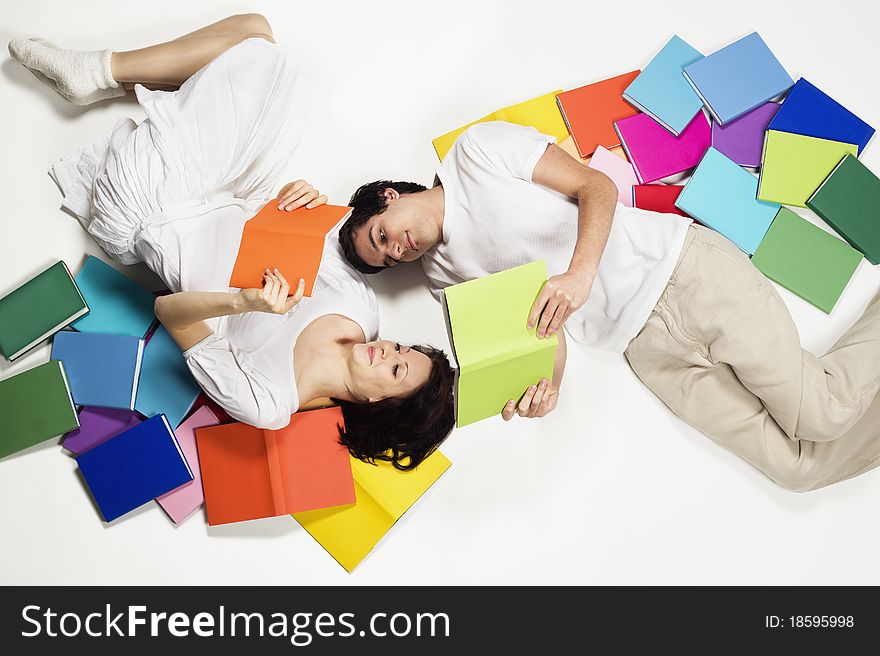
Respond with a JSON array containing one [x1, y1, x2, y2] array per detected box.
[[182, 333, 291, 430]]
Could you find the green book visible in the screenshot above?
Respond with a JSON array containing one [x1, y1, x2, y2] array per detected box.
[[807, 154, 880, 265], [752, 208, 862, 314], [757, 130, 858, 207], [0, 261, 89, 361], [443, 261, 557, 427], [0, 360, 80, 459]]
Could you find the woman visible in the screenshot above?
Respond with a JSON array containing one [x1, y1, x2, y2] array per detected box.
[[10, 14, 454, 470]]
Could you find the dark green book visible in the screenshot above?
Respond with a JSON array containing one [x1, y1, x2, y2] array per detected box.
[[807, 154, 880, 265], [0, 261, 89, 361], [0, 360, 80, 459], [752, 208, 862, 314]]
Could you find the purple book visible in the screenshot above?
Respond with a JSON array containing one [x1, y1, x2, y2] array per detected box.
[[711, 102, 779, 168], [63, 406, 144, 455]]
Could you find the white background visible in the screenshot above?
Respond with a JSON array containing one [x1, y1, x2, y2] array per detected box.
[[1, 0, 879, 585]]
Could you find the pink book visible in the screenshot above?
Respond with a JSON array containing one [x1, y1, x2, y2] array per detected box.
[[156, 406, 220, 523], [587, 146, 639, 206], [614, 111, 711, 183]]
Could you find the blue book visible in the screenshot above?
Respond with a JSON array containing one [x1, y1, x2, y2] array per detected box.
[[134, 325, 200, 428], [71, 256, 156, 337], [51, 331, 144, 410], [766, 78, 875, 155], [76, 414, 193, 523], [683, 32, 794, 125], [675, 147, 781, 254], [623, 35, 704, 136]]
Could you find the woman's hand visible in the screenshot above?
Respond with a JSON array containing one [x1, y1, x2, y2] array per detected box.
[[239, 268, 305, 314], [276, 180, 328, 211], [501, 377, 559, 421]]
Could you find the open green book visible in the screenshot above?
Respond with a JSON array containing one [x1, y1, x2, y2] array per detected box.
[[443, 261, 557, 427]]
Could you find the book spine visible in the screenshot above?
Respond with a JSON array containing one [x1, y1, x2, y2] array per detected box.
[[264, 431, 287, 515]]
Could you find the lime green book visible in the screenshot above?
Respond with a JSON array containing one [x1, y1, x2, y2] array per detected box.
[[752, 208, 862, 314], [0, 261, 89, 361], [0, 360, 80, 459], [807, 154, 880, 265], [757, 130, 858, 207], [443, 261, 557, 427]]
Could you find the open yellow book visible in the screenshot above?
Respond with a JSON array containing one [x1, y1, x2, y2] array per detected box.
[[292, 449, 451, 572], [432, 89, 569, 160]]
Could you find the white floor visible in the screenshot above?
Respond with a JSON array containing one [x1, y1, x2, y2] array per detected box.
[[2, 0, 880, 585]]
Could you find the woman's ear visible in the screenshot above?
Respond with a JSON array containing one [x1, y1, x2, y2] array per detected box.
[[383, 188, 400, 202]]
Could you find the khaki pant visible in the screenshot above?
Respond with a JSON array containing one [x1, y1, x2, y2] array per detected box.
[[624, 223, 880, 492]]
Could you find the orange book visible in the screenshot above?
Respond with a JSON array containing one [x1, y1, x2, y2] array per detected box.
[[556, 70, 641, 158], [196, 406, 355, 526], [229, 202, 352, 296]]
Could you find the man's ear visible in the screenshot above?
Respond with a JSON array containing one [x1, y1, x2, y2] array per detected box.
[[383, 188, 400, 202]]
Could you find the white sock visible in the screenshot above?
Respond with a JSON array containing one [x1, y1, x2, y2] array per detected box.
[[8, 37, 126, 105]]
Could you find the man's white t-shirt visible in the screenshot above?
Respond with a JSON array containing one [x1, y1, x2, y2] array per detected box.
[[421, 120, 692, 353]]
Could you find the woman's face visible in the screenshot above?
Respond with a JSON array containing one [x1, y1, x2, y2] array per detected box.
[[349, 339, 432, 402]]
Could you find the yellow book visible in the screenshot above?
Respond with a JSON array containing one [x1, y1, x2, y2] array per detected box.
[[432, 90, 569, 160], [292, 450, 451, 572]]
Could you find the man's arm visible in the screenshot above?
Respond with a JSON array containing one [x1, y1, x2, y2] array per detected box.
[[527, 143, 618, 338]]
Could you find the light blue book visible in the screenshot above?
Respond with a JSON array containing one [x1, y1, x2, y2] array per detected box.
[[71, 256, 156, 337], [623, 35, 704, 136], [674, 147, 781, 254], [51, 331, 144, 410], [683, 32, 794, 125], [134, 325, 200, 428]]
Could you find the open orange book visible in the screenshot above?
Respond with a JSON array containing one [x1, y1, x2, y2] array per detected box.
[[229, 202, 352, 296], [196, 406, 355, 526]]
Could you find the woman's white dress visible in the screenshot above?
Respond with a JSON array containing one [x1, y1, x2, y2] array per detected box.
[[48, 37, 378, 429]]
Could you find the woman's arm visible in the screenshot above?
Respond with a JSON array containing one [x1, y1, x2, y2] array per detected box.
[[501, 330, 567, 421]]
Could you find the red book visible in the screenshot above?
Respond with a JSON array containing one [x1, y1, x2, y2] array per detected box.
[[556, 70, 641, 158], [632, 185, 691, 218]]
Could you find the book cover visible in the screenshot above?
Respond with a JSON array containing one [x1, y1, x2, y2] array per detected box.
[[556, 70, 640, 157], [675, 147, 780, 254], [767, 78, 875, 154], [70, 256, 156, 338], [0, 260, 89, 361], [632, 185, 689, 217], [752, 207, 861, 314], [711, 102, 780, 167], [76, 414, 193, 523], [293, 449, 451, 572], [622, 35, 704, 135], [807, 154, 880, 265], [51, 331, 144, 410], [587, 145, 639, 206], [443, 261, 557, 427], [134, 325, 201, 428], [683, 32, 794, 125], [229, 202, 352, 296], [614, 111, 711, 183], [757, 131, 858, 207], [156, 406, 221, 524], [63, 407, 144, 455], [432, 90, 568, 160], [0, 360, 79, 459], [197, 406, 355, 525]]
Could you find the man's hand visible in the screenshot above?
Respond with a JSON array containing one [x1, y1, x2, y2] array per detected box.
[[276, 180, 328, 211], [527, 268, 594, 338], [239, 268, 305, 314], [501, 378, 559, 421]]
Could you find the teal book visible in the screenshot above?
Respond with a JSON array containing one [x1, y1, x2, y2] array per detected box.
[[752, 208, 862, 314], [675, 147, 780, 254], [134, 325, 201, 428], [71, 256, 156, 337]]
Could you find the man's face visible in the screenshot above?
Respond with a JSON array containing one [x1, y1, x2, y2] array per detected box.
[[352, 192, 427, 269]]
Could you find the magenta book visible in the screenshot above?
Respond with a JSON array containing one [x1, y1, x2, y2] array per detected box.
[[614, 112, 711, 183]]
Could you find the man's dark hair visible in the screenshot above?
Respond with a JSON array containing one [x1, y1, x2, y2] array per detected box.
[[339, 180, 428, 274], [335, 344, 455, 471]]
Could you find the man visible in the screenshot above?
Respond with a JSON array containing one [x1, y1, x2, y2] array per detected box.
[[339, 120, 692, 422]]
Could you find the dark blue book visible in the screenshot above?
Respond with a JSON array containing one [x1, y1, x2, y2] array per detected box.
[[767, 77, 875, 154], [76, 414, 193, 523]]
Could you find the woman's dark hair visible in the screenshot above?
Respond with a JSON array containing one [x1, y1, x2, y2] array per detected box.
[[336, 344, 455, 471], [339, 180, 428, 275]]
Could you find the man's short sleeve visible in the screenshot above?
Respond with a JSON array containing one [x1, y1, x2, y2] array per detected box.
[[455, 121, 556, 182]]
